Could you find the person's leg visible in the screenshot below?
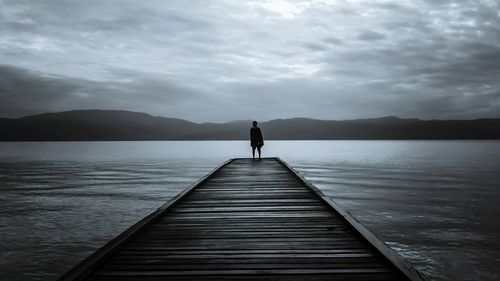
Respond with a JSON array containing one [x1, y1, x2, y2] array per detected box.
[[257, 146, 261, 159], [252, 146, 256, 160]]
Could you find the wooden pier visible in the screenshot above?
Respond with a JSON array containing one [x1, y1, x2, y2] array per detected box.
[[58, 158, 425, 281]]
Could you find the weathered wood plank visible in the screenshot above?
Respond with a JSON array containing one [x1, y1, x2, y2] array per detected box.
[[85, 274, 401, 281], [92, 268, 394, 276], [106, 257, 382, 265], [57, 158, 424, 281]]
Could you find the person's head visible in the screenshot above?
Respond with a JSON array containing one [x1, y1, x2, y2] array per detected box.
[[252, 121, 258, 127]]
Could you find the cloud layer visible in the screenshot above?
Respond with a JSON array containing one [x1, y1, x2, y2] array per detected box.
[[1, 0, 499, 121]]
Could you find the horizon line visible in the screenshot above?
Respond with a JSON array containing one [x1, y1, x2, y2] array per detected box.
[[2, 108, 500, 124]]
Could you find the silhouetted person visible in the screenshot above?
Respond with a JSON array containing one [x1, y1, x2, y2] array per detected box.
[[250, 121, 264, 160]]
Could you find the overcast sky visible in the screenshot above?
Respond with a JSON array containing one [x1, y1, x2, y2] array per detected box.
[[1, 0, 499, 122]]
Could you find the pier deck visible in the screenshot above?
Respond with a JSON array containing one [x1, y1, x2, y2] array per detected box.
[[58, 158, 425, 281]]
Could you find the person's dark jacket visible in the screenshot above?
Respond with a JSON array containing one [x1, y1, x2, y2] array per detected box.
[[250, 127, 264, 147]]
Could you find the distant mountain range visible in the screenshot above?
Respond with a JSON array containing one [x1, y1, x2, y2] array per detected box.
[[1, 110, 499, 141]]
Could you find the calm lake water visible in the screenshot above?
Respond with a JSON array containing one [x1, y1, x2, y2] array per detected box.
[[0, 141, 499, 281]]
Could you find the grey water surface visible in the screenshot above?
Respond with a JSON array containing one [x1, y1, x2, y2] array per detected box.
[[0, 141, 499, 281]]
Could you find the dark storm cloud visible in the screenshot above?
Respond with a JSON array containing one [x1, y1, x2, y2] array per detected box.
[[357, 30, 386, 41], [408, 43, 500, 87], [302, 42, 328, 52], [0, 65, 212, 119], [1, 0, 499, 121], [323, 37, 343, 45]]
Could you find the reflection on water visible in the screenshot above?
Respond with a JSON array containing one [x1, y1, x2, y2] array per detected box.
[[0, 159, 220, 281], [291, 160, 500, 281], [0, 141, 499, 281]]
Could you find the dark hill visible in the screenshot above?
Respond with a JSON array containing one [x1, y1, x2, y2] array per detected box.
[[0, 110, 499, 141], [1, 110, 201, 141]]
